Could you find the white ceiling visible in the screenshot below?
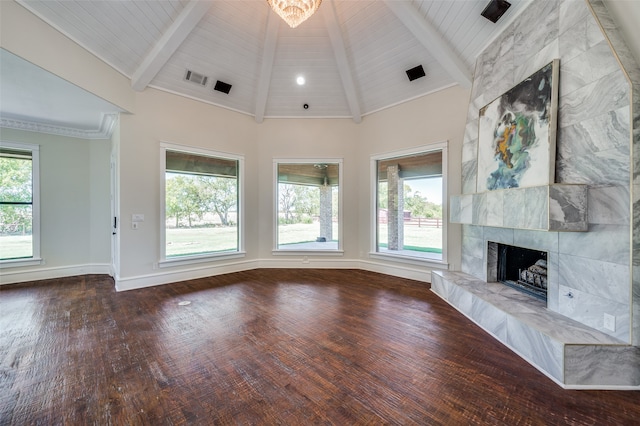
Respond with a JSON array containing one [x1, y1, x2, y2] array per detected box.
[[9, 0, 530, 128], [0, 49, 124, 139]]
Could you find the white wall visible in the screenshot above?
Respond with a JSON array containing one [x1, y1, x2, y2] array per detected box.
[[357, 87, 469, 275], [0, 128, 112, 283]]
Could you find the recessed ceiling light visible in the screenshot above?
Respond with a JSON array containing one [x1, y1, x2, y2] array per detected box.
[[296, 76, 306, 85]]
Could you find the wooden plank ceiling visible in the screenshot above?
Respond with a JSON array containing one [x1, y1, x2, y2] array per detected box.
[[17, 0, 528, 122]]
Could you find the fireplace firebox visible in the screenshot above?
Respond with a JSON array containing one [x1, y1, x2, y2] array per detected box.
[[494, 243, 548, 301]]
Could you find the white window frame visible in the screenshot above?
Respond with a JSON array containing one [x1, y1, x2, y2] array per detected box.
[[369, 141, 448, 269], [0, 141, 42, 268], [272, 158, 344, 255], [159, 142, 245, 268]]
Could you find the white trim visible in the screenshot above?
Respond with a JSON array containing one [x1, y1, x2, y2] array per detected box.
[[0, 141, 40, 263], [368, 252, 448, 270], [1, 114, 119, 140], [0, 257, 43, 268], [159, 251, 246, 268], [271, 250, 344, 256], [273, 158, 344, 252], [0, 263, 111, 285], [115, 259, 260, 292], [159, 142, 244, 262], [370, 141, 448, 265]]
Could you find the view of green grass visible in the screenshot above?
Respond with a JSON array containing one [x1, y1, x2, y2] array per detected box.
[[166, 227, 238, 257], [278, 223, 339, 245], [377, 223, 442, 251], [0, 235, 32, 260]]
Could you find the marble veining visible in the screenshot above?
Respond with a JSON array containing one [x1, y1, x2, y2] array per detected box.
[[559, 224, 630, 265], [565, 345, 640, 386], [461, 160, 476, 195], [588, 185, 629, 225], [485, 191, 503, 227], [556, 107, 629, 161], [506, 319, 564, 381], [556, 144, 629, 185], [513, 229, 559, 253], [559, 0, 591, 36], [560, 40, 622, 97], [549, 185, 588, 231], [502, 189, 525, 229], [557, 254, 630, 304], [558, 284, 630, 342], [512, 0, 559, 67], [523, 186, 549, 230], [558, 70, 629, 129]]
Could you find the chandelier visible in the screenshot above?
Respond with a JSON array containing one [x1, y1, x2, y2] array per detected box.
[[267, 0, 322, 28]]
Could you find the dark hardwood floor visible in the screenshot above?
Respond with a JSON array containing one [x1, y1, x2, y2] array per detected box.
[[1, 269, 638, 425]]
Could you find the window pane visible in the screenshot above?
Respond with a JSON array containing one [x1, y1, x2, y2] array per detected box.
[[277, 163, 339, 250], [376, 151, 443, 260], [165, 162, 238, 257], [0, 155, 32, 203], [0, 204, 33, 260]]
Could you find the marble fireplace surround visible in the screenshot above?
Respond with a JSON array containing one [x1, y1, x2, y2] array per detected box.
[[431, 269, 639, 388]]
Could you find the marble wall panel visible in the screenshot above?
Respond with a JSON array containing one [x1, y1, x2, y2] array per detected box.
[[559, 0, 591, 36], [461, 160, 476, 194], [559, 18, 590, 63], [463, 119, 478, 146], [565, 345, 640, 386], [461, 139, 477, 169], [513, 229, 560, 253], [556, 107, 629, 162], [559, 224, 630, 265], [462, 231, 483, 260], [506, 317, 564, 382], [560, 40, 622, 97], [461, 253, 484, 280], [558, 284, 630, 341], [503, 188, 525, 229], [462, 224, 483, 239], [472, 192, 487, 225], [513, 40, 559, 86], [547, 252, 560, 312], [449, 195, 460, 223], [485, 190, 503, 227], [472, 28, 515, 102], [588, 185, 629, 225], [632, 266, 640, 346], [448, 284, 473, 316], [549, 185, 588, 231], [523, 186, 548, 229], [634, 188, 640, 266], [556, 144, 629, 186], [512, 0, 560, 68], [558, 254, 630, 304], [484, 227, 514, 246], [558, 70, 629, 129], [486, 242, 498, 282]]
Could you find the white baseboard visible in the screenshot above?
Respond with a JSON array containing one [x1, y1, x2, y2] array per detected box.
[[1, 257, 434, 290], [115, 259, 261, 291], [0, 263, 111, 285]]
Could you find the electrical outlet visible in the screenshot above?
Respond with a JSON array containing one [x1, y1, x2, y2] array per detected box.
[[132, 222, 139, 230], [603, 313, 616, 332]]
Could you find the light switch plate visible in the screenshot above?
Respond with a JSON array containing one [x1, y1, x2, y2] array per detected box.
[[132, 214, 144, 222]]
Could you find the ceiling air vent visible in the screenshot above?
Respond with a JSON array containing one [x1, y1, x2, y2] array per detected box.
[[481, 0, 511, 23], [184, 69, 208, 86], [406, 65, 426, 82], [214, 80, 232, 94]]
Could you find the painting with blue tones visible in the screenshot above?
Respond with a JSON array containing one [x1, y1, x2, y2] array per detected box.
[[476, 60, 559, 192]]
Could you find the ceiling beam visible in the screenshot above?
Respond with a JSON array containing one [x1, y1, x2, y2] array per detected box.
[[384, 0, 472, 89], [131, 0, 212, 91], [255, 12, 280, 123], [322, 0, 362, 123]]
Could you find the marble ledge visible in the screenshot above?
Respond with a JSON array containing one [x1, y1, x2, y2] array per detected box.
[[431, 270, 638, 387], [450, 184, 588, 232]]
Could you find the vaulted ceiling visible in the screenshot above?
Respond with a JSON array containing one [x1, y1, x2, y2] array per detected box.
[[5, 0, 530, 132]]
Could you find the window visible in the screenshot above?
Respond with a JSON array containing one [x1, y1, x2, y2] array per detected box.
[[160, 143, 243, 264], [275, 160, 342, 252], [372, 143, 447, 263], [0, 142, 40, 265]]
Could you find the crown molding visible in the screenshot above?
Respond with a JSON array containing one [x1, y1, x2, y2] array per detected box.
[[0, 113, 118, 140]]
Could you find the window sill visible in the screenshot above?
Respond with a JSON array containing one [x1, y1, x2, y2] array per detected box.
[[0, 257, 43, 269], [159, 252, 246, 268], [368, 252, 448, 269], [272, 249, 344, 256]]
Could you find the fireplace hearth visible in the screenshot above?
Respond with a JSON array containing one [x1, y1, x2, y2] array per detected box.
[[490, 242, 548, 301]]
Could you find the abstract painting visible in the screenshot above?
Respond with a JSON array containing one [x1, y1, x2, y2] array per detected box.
[[476, 59, 559, 192]]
